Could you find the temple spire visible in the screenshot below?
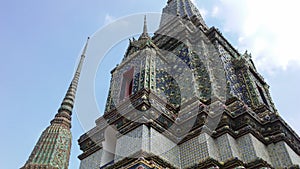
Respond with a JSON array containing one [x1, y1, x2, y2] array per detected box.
[[51, 37, 89, 129], [143, 15, 148, 35], [21, 37, 89, 169], [138, 15, 150, 40], [160, 0, 208, 30]]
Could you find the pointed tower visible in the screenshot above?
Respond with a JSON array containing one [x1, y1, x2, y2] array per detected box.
[[160, 0, 208, 31], [21, 38, 89, 169], [139, 15, 150, 40], [78, 1, 300, 169]]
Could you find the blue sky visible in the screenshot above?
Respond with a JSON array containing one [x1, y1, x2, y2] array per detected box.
[[1, 0, 300, 169]]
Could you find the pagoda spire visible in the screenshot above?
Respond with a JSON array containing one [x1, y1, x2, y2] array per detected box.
[[160, 0, 208, 30], [21, 37, 89, 169], [51, 37, 89, 129], [138, 15, 150, 40]]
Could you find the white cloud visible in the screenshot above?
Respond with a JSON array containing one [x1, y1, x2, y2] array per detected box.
[[210, 0, 300, 72], [211, 6, 219, 17], [104, 14, 116, 25]]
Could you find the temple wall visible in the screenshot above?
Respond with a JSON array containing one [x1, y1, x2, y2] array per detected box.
[[114, 125, 181, 167], [268, 141, 300, 168], [114, 125, 149, 162], [150, 128, 180, 168], [180, 133, 218, 168], [79, 149, 103, 169], [237, 134, 258, 163], [250, 134, 271, 163], [286, 142, 300, 166], [79, 130, 300, 169], [237, 134, 271, 164], [216, 133, 240, 162]]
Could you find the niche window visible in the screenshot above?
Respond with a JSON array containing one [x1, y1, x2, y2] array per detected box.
[[100, 126, 117, 168], [120, 67, 134, 100], [257, 84, 269, 106]]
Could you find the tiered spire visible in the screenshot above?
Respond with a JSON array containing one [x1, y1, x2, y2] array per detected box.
[[51, 37, 89, 129], [21, 37, 89, 169], [160, 0, 208, 30], [124, 16, 157, 58], [138, 15, 150, 40]]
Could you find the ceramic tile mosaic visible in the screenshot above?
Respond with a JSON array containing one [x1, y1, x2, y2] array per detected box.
[[236, 134, 272, 164], [237, 134, 257, 163], [115, 125, 149, 162], [110, 51, 147, 107], [150, 128, 180, 167], [180, 133, 217, 168], [251, 134, 271, 163], [216, 43, 241, 98], [216, 134, 240, 162], [79, 149, 103, 169], [227, 133, 241, 160], [267, 141, 298, 168], [285, 142, 300, 166]]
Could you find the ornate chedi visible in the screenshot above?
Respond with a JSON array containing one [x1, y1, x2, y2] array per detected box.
[[78, 0, 300, 169], [21, 38, 89, 169]]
